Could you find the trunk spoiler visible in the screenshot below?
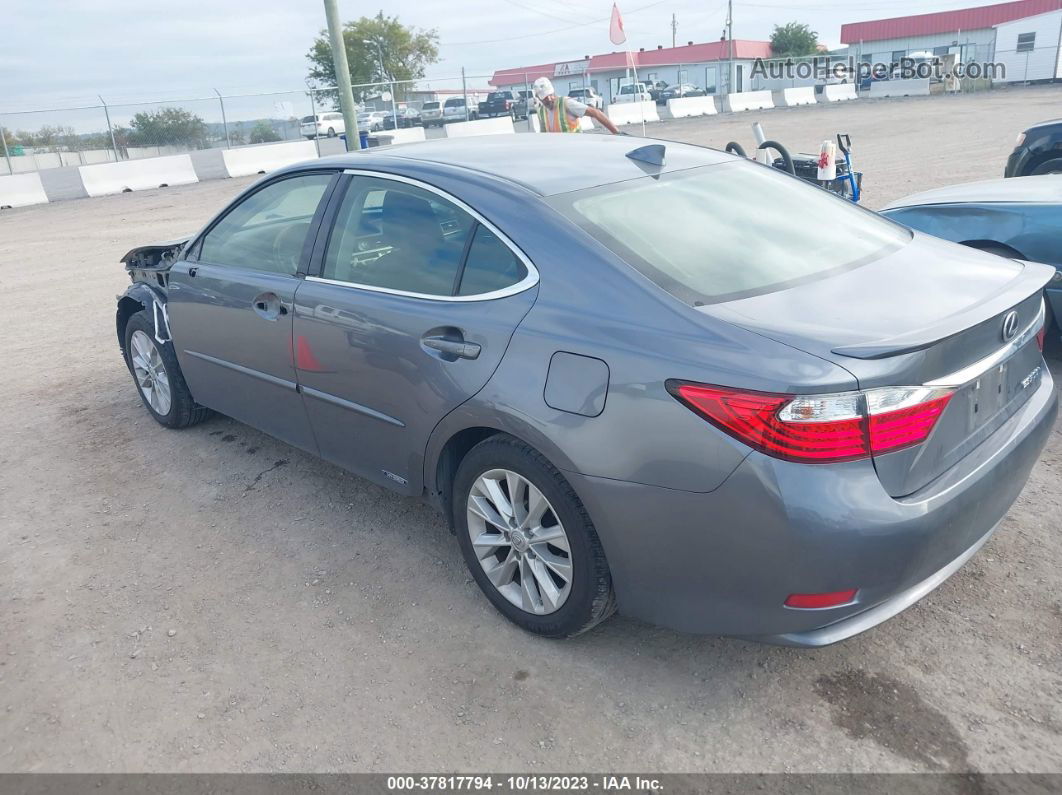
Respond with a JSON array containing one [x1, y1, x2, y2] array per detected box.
[[832, 260, 1056, 360]]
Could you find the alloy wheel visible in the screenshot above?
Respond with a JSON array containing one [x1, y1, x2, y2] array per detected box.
[[130, 329, 172, 416], [466, 468, 573, 615]]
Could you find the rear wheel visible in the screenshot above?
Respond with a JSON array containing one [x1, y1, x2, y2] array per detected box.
[[1030, 157, 1062, 176], [124, 310, 211, 429], [454, 435, 615, 638]]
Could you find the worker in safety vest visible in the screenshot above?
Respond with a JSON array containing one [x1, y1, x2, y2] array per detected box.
[[532, 77, 619, 135]]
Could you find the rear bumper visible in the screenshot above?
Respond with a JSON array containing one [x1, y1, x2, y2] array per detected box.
[[567, 367, 1056, 643]]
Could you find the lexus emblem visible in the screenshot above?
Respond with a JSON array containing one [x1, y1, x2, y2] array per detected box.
[[1001, 310, 1019, 342]]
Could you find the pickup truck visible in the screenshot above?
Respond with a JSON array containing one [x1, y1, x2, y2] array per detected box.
[[477, 90, 528, 119]]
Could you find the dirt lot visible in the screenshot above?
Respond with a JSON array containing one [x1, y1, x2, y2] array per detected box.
[[1, 85, 1061, 774]]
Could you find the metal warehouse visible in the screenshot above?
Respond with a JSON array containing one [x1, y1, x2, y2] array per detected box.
[[840, 0, 1062, 83]]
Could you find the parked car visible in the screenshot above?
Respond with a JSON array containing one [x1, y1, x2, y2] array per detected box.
[[383, 107, 422, 130], [478, 90, 527, 119], [116, 136, 1056, 645], [881, 175, 1062, 339], [357, 111, 388, 132], [613, 82, 651, 103], [567, 87, 603, 110], [645, 80, 669, 101], [1006, 119, 1062, 177], [442, 96, 478, 124], [658, 83, 705, 103], [419, 101, 443, 127], [299, 112, 345, 139]]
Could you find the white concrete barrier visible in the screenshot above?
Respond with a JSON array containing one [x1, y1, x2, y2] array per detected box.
[[372, 127, 428, 146], [445, 117, 515, 138], [821, 83, 858, 102], [606, 101, 660, 126], [723, 91, 775, 112], [0, 172, 49, 208], [221, 140, 318, 177], [78, 154, 198, 197], [869, 78, 931, 98], [666, 95, 718, 118], [779, 87, 816, 107]]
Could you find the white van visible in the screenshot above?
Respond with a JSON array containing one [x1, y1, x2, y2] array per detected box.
[[300, 112, 346, 139], [614, 83, 651, 104]]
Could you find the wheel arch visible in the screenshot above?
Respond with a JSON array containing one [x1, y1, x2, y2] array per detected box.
[[959, 239, 1026, 260], [424, 412, 580, 533], [116, 283, 166, 355]]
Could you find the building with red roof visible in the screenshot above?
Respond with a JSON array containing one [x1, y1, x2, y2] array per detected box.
[[839, 0, 1062, 83], [489, 39, 772, 105]]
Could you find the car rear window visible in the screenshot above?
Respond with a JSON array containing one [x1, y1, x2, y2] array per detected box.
[[549, 162, 910, 305], [422, 102, 439, 110]]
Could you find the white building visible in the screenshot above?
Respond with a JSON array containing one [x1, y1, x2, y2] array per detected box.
[[993, 9, 1062, 81], [840, 0, 1062, 74]]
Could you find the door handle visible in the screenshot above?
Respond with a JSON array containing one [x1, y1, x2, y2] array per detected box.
[[252, 292, 284, 321], [422, 336, 481, 360]]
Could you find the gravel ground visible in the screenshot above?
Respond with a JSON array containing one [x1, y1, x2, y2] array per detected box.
[[1, 85, 1060, 774]]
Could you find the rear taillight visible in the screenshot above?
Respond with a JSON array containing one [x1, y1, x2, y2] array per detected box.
[[668, 382, 955, 464], [1036, 323, 1046, 351]]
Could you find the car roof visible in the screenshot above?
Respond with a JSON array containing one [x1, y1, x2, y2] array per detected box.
[[314, 135, 734, 196], [883, 174, 1062, 210]]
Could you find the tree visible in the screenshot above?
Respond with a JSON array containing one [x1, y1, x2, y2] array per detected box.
[[249, 121, 281, 144], [306, 12, 439, 105], [770, 22, 819, 58], [128, 107, 208, 148]]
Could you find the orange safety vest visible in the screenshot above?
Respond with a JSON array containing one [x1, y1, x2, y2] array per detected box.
[[538, 96, 583, 133]]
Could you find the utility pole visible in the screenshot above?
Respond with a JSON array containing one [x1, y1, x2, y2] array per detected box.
[[671, 13, 677, 49], [323, 0, 362, 151], [726, 0, 734, 94]]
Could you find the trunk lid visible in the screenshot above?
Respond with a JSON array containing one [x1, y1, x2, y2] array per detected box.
[[704, 233, 1054, 496]]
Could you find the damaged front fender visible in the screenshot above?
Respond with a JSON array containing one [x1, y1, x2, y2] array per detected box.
[[116, 282, 170, 354]]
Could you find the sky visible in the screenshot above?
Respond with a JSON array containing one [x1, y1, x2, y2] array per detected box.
[[1, 0, 997, 114]]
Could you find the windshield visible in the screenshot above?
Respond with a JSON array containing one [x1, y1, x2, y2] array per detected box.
[[488, 92, 508, 100], [550, 162, 910, 305], [444, 98, 465, 107], [301, 115, 317, 123], [620, 85, 637, 94]]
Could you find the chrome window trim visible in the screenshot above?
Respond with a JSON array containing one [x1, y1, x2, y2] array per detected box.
[[924, 299, 1046, 388], [303, 168, 539, 303]]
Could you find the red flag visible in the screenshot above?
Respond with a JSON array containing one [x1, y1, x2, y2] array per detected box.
[[609, 3, 626, 45]]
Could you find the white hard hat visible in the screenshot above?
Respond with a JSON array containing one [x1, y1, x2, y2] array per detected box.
[[532, 77, 555, 100]]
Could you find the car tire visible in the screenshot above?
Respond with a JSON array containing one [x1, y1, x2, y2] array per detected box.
[[453, 434, 616, 638], [123, 309, 211, 429], [1030, 157, 1062, 176]]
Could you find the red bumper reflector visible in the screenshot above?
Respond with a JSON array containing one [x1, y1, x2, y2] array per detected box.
[[785, 589, 858, 609]]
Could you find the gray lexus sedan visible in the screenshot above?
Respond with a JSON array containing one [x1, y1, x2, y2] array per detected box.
[[116, 135, 1057, 646]]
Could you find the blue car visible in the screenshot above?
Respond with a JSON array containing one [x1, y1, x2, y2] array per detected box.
[[882, 175, 1062, 339]]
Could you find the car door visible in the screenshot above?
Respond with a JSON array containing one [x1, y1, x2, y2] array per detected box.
[[292, 171, 539, 493], [168, 170, 338, 452]]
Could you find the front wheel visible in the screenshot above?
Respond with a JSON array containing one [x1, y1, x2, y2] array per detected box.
[[124, 310, 211, 429], [454, 435, 615, 638]]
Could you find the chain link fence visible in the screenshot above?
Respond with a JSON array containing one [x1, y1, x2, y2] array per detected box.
[[1, 40, 1041, 176]]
